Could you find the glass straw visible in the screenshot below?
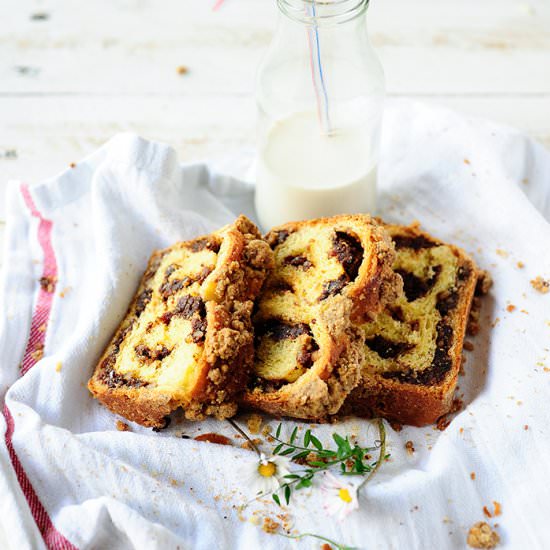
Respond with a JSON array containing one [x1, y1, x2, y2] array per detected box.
[[306, 0, 332, 135]]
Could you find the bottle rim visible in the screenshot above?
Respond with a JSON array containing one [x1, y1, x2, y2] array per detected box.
[[277, 0, 369, 26]]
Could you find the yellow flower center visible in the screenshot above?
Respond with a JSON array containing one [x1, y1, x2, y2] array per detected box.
[[258, 461, 277, 477], [338, 488, 353, 503]]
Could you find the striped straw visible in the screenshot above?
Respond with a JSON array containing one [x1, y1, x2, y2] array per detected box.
[[306, 0, 332, 135]]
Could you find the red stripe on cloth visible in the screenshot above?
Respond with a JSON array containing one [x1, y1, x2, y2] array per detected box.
[[2, 406, 77, 550], [19, 184, 58, 376], [0, 184, 77, 549]]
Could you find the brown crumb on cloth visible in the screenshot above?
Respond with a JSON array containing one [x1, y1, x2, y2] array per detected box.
[[262, 517, 280, 534], [39, 276, 57, 293], [531, 276, 549, 294], [467, 522, 500, 548], [247, 413, 263, 434], [405, 441, 415, 455], [116, 420, 130, 432]]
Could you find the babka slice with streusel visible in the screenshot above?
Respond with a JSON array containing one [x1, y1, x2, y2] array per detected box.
[[241, 215, 403, 420], [88, 215, 274, 428], [341, 223, 482, 426]]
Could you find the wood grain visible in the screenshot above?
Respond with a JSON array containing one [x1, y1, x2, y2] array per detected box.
[[1, 0, 549, 269]]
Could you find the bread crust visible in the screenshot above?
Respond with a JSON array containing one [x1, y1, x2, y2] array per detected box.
[[88, 215, 274, 428], [340, 224, 479, 426], [242, 214, 401, 420]]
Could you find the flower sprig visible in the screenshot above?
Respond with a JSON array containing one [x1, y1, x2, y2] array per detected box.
[[269, 419, 387, 506]]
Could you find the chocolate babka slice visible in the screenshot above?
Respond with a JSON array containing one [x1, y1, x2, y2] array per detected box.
[[88, 216, 274, 428], [241, 215, 402, 420], [343, 223, 479, 426]]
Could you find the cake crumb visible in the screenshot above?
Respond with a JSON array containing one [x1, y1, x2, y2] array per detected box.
[[321, 544, 332, 550], [38, 323, 47, 333], [493, 501, 502, 516], [467, 522, 500, 548], [464, 159, 471, 165], [55, 361, 62, 372], [39, 276, 57, 293], [470, 472, 476, 480], [31, 344, 44, 361], [483, 506, 492, 518], [516, 261, 524, 269], [69, 162, 76, 168], [436, 416, 451, 431], [506, 304, 516, 312], [241, 438, 262, 451], [524, 424, 529, 430], [59, 286, 72, 298], [495, 249, 508, 259], [247, 414, 263, 435], [531, 276, 549, 294], [405, 441, 415, 455], [389, 421, 403, 432], [464, 341, 475, 351], [176, 65, 189, 75], [116, 420, 130, 432], [262, 517, 280, 534]]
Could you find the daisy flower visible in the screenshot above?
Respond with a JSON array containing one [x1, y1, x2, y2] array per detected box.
[[245, 452, 292, 497], [321, 472, 360, 521]]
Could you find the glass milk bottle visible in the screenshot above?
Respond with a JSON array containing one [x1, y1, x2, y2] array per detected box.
[[255, 0, 385, 230]]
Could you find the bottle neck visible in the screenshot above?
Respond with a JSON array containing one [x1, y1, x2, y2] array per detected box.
[[277, 0, 369, 26]]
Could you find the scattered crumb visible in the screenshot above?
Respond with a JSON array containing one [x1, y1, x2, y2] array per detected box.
[[38, 323, 47, 333], [405, 441, 415, 455], [464, 341, 475, 351], [176, 65, 189, 75], [459, 427, 464, 434], [442, 516, 453, 524], [436, 416, 451, 431], [321, 544, 332, 550], [531, 277, 549, 294], [470, 472, 476, 480], [39, 275, 57, 293], [247, 414, 263, 435], [262, 517, 280, 534], [467, 522, 500, 548], [55, 361, 62, 373], [483, 506, 492, 518], [495, 249, 509, 259], [506, 304, 516, 312], [520, 309, 529, 314], [389, 421, 403, 432], [464, 159, 471, 165], [521, 178, 529, 185], [524, 424, 529, 430], [170, 478, 178, 487], [116, 420, 130, 432], [493, 501, 502, 516], [516, 261, 524, 269], [31, 344, 44, 362], [194, 433, 231, 445], [69, 162, 76, 169], [59, 286, 72, 298]]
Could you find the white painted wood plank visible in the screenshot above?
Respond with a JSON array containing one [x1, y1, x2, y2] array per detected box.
[[1, 0, 549, 96]]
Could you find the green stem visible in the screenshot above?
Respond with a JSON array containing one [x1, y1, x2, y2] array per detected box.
[[226, 418, 262, 458], [358, 418, 386, 491]]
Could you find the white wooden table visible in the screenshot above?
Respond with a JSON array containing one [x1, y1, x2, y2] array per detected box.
[[1, 0, 550, 265]]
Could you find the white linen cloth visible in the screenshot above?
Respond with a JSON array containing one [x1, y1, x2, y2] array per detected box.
[[1, 100, 549, 550]]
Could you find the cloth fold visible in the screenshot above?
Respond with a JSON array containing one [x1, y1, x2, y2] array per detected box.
[[1, 101, 549, 549]]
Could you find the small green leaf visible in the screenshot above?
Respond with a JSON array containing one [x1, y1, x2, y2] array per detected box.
[[279, 447, 294, 456], [296, 478, 313, 489], [332, 433, 347, 447], [309, 461, 327, 468], [310, 435, 323, 451], [272, 493, 281, 506], [273, 443, 283, 455], [284, 485, 291, 505], [304, 429, 311, 447], [276, 424, 282, 438], [290, 426, 298, 444], [283, 474, 300, 479]]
